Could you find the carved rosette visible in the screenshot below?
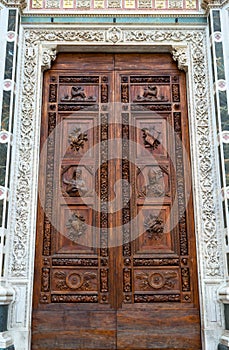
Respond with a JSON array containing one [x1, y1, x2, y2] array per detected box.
[[9, 27, 222, 285]]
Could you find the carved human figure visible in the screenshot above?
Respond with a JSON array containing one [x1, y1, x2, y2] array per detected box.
[[146, 167, 165, 197], [63, 168, 88, 197]]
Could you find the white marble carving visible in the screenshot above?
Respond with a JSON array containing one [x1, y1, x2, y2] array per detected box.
[[5, 25, 225, 349]]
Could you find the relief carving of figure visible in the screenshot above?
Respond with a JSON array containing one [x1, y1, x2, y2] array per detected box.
[[134, 85, 168, 102], [61, 86, 96, 102], [63, 168, 88, 197], [145, 167, 166, 197], [66, 212, 86, 241]]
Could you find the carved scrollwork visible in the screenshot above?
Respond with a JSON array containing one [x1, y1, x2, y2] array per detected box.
[[136, 271, 178, 290], [53, 270, 96, 291], [134, 294, 180, 302]]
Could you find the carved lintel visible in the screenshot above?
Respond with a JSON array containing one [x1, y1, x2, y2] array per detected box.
[[171, 46, 188, 72], [41, 46, 57, 72]]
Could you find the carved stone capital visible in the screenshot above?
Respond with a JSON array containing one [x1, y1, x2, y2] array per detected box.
[[171, 46, 188, 72], [0, 0, 26, 10], [41, 46, 57, 72], [201, 0, 221, 11]]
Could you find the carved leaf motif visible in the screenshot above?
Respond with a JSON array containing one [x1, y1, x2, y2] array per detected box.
[[144, 214, 164, 240], [68, 128, 88, 152]]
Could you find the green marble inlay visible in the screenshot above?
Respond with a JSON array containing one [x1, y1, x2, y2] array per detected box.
[[1, 91, 11, 131], [21, 16, 207, 24], [7, 9, 17, 31], [215, 42, 225, 80], [223, 143, 229, 186], [4, 42, 14, 80], [0, 144, 8, 187], [219, 90, 228, 130], [212, 10, 221, 32]]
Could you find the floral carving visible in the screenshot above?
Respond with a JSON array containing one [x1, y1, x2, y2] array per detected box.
[[144, 214, 164, 240], [68, 127, 88, 152], [136, 271, 178, 290]]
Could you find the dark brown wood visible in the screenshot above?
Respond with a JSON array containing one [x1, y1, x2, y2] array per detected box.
[[32, 53, 201, 350]]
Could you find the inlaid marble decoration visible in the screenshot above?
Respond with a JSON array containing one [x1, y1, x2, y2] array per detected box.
[[30, 0, 198, 9]]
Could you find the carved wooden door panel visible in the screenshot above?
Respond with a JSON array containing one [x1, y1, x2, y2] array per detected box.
[[32, 53, 201, 350]]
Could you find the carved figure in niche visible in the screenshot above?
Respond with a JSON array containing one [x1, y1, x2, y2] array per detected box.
[[61, 86, 96, 102], [134, 85, 168, 102], [142, 126, 161, 150], [63, 168, 88, 197], [142, 166, 169, 198], [66, 212, 86, 241], [68, 127, 88, 152], [144, 214, 164, 240]]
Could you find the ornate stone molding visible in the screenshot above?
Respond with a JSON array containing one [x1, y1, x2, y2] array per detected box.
[[11, 26, 222, 279], [171, 46, 188, 72], [0, 0, 26, 10], [41, 46, 57, 72], [6, 24, 224, 348]]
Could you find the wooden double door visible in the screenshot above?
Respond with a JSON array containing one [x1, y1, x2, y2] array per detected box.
[[32, 53, 201, 350]]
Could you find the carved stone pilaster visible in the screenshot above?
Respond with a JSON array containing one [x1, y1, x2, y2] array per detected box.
[[171, 46, 188, 72], [41, 46, 57, 72]]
